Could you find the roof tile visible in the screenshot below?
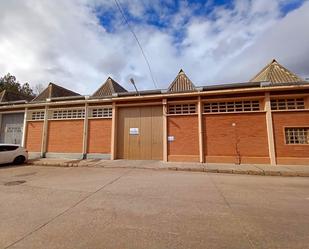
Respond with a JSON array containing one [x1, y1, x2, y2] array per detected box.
[[92, 77, 127, 97], [250, 59, 303, 84], [0, 90, 32, 102], [168, 69, 195, 92], [32, 83, 80, 102]]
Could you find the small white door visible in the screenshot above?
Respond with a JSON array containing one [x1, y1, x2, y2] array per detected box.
[[0, 113, 24, 145]]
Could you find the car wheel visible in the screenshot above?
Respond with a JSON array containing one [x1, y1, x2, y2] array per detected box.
[[13, 156, 26, 165]]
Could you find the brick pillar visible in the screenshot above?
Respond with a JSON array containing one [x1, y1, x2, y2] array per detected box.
[[41, 105, 49, 158], [264, 92, 276, 165], [21, 108, 28, 147], [82, 103, 89, 159], [163, 98, 168, 162], [111, 102, 117, 160], [198, 96, 204, 163]]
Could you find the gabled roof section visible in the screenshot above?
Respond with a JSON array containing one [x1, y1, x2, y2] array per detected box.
[[32, 83, 80, 102], [92, 77, 127, 97], [168, 69, 195, 92], [0, 90, 4, 102], [250, 59, 303, 84], [0, 90, 32, 102]]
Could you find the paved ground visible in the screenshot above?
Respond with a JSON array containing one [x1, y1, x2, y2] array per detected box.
[[29, 158, 309, 177], [0, 165, 309, 249]]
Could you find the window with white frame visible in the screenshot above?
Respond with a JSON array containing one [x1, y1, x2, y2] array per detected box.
[[89, 107, 112, 118], [168, 103, 196, 114], [51, 109, 85, 119], [285, 128, 309, 144], [271, 98, 305, 110], [29, 111, 45, 120], [203, 100, 260, 113]]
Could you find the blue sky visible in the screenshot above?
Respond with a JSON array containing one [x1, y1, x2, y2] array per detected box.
[[0, 0, 309, 94], [98, 0, 304, 32], [280, 0, 304, 14], [98, 0, 306, 56]]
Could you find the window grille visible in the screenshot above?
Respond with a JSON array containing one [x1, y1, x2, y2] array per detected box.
[[51, 109, 85, 119], [285, 128, 309, 144], [89, 107, 112, 118], [204, 100, 260, 113], [29, 111, 45, 120], [168, 103, 196, 114], [271, 98, 305, 110]]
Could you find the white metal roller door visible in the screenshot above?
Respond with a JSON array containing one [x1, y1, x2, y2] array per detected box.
[[0, 113, 24, 145]]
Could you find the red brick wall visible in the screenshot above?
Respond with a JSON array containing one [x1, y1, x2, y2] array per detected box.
[[203, 113, 269, 162], [47, 120, 84, 153], [273, 111, 309, 158], [25, 121, 43, 152], [87, 119, 111, 154], [167, 116, 199, 161]]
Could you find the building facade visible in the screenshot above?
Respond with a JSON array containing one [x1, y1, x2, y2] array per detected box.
[[0, 60, 309, 165]]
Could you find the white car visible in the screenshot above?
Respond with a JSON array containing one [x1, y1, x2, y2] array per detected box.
[[0, 144, 28, 165]]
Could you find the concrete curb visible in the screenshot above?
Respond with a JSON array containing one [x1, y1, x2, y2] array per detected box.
[[168, 166, 309, 177], [27, 160, 309, 177], [28, 161, 78, 167]]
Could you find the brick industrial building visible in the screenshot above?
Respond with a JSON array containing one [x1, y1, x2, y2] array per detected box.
[[0, 59, 308, 165]]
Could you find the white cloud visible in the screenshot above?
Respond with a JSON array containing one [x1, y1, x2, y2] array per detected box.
[[0, 0, 308, 95], [214, 0, 309, 83]]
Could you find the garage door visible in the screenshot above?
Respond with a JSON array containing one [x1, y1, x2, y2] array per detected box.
[[0, 113, 24, 144], [117, 106, 163, 160]]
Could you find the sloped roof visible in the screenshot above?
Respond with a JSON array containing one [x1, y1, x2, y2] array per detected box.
[[0, 91, 4, 102], [0, 90, 32, 102], [32, 83, 80, 102], [92, 77, 127, 97], [168, 69, 195, 92], [250, 59, 303, 84]]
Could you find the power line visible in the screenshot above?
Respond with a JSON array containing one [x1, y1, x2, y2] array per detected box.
[[113, 0, 158, 89]]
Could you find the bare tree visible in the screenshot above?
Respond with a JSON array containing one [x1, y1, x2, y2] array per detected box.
[[34, 83, 45, 96]]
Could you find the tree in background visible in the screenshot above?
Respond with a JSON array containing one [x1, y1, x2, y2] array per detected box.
[[0, 73, 35, 97], [33, 83, 45, 95]]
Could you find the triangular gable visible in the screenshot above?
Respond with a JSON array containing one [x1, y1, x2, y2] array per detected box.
[[92, 77, 127, 97], [0, 89, 32, 102], [0, 90, 4, 102], [32, 83, 80, 102], [168, 69, 195, 92], [250, 59, 303, 84]]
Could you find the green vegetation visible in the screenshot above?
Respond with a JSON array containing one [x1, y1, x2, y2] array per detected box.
[[0, 73, 34, 97]]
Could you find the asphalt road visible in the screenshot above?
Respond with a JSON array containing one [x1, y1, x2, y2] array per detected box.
[[0, 165, 308, 249]]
